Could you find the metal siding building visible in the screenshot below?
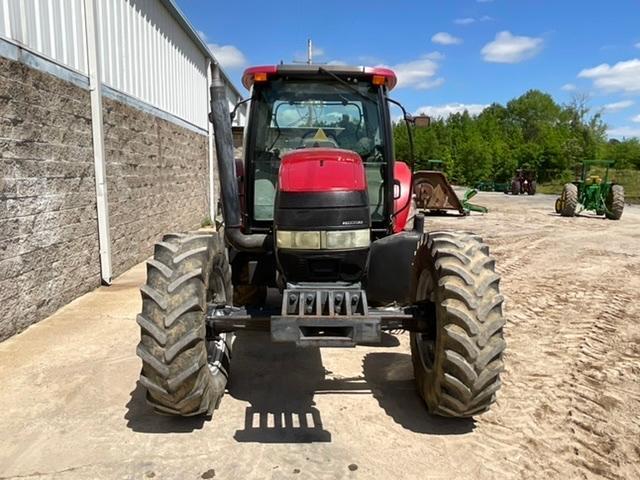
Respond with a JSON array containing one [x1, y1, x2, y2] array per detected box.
[[0, 0, 244, 129]]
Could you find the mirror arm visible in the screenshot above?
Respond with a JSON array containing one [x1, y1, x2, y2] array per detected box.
[[386, 97, 415, 171], [230, 97, 252, 122]]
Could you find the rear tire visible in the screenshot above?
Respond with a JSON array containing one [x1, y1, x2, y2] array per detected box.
[[137, 232, 234, 416], [529, 180, 537, 195], [605, 185, 624, 220], [560, 183, 578, 217], [511, 180, 521, 195], [410, 232, 506, 417]]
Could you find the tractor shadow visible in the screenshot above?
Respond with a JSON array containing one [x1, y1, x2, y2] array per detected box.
[[228, 332, 474, 443], [124, 333, 474, 437], [228, 331, 332, 443], [362, 352, 475, 435]]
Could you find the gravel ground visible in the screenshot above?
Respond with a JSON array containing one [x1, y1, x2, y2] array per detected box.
[[0, 191, 639, 480]]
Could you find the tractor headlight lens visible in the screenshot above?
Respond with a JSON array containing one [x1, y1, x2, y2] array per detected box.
[[325, 229, 370, 249], [277, 229, 370, 250], [277, 230, 321, 249]]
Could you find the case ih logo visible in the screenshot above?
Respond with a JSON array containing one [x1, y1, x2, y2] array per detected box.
[[342, 220, 364, 225]]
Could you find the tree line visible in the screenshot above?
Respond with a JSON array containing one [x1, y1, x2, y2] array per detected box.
[[393, 89, 640, 185]]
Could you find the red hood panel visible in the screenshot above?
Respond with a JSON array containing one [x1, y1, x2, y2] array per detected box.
[[279, 148, 367, 192]]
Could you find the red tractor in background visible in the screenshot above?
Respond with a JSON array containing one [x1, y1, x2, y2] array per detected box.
[[136, 63, 506, 421], [507, 168, 537, 195]]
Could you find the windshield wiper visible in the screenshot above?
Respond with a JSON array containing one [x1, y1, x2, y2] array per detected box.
[[317, 67, 378, 105]]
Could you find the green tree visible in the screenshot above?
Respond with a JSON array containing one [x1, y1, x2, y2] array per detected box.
[[392, 89, 636, 186]]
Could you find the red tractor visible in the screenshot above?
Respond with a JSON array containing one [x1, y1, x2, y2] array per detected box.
[[136, 64, 506, 420]]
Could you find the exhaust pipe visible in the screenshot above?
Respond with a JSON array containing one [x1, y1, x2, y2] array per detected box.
[[209, 62, 268, 252]]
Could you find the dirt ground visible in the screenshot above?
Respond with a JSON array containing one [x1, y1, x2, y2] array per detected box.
[[1, 192, 639, 480]]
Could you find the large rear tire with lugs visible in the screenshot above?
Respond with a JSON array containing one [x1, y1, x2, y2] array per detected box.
[[605, 185, 624, 220], [137, 232, 234, 416], [410, 231, 506, 417]]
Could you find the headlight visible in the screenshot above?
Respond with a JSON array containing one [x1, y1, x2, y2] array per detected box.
[[277, 229, 370, 250], [325, 229, 370, 249], [277, 230, 321, 249]]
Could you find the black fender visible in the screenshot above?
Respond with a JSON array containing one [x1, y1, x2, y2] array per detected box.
[[365, 230, 422, 306]]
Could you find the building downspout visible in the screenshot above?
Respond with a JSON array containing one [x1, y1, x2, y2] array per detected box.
[[84, 0, 112, 285]]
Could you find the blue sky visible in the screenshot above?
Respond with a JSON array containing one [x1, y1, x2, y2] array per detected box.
[[177, 0, 640, 139]]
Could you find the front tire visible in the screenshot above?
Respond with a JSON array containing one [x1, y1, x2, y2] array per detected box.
[[137, 232, 234, 416], [605, 185, 624, 220], [410, 232, 506, 417], [511, 180, 521, 195], [560, 183, 578, 217]]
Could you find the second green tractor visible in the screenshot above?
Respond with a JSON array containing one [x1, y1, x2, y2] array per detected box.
[[555, 160, 624, 220]]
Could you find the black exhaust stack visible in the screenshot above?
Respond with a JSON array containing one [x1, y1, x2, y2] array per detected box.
[[209, 62, 267, 252]]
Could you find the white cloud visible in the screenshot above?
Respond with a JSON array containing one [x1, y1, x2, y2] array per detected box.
[[208, 43, 247, 70], [632, 114, 640, 123], [481, 31, 544, 63], [578, 59, 640, 93], [635, 42, 640, 49], [601, 100, 635, 112], [608, 125, 640, 138], [561, 83, 577, 92], [380, 54, 444, 90], [454, 16, 492, 25], [432, 32, 462, 45], [414, 103, 489, 118]]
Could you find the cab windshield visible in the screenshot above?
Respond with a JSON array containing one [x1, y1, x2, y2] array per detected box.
[[250, 79, 387, 222]]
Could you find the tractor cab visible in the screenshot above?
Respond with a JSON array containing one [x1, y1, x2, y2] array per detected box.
[[239, 65, 404, 237]]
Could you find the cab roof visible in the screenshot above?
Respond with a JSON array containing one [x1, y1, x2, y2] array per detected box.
[[241, 64, 397, 91]]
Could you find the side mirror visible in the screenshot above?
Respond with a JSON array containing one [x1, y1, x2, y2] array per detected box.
[[413, 115, 431, 128]]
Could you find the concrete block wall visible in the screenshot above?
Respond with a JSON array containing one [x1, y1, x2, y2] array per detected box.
[[103, 98, 209, 277], [0, 56, 212, 341], [0, 57, 100, 340]]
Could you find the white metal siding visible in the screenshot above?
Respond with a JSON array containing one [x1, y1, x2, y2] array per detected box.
[[0, 0, 87, 73], [0, 0, 242, 130], [94, 0, 208, 129]]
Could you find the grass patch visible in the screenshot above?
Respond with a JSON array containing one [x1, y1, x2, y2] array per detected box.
[[200, 216, 213, 228], [539, 168, 640, 204]]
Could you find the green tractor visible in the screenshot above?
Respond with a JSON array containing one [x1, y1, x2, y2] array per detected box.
[[555, 160, 624, 220]]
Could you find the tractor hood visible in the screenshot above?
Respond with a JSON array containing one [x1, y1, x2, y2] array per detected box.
[[274, 148, 371, 283], [279, 148, 367, 193]]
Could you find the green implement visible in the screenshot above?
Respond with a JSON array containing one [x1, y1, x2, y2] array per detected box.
[[462, 188, 488, 214]]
